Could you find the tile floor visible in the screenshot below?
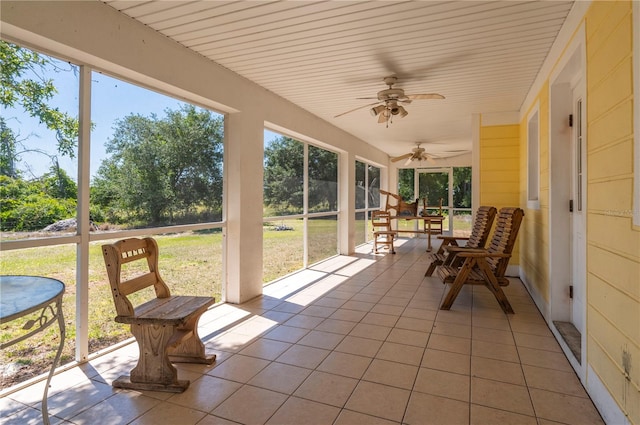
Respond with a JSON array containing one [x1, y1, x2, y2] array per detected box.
[[1, 238, 605, 424]]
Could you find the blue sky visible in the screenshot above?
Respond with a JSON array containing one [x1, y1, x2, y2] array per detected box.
[[3, 47, 280, 181]]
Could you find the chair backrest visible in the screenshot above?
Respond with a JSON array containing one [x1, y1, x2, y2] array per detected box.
[[485, 207, 525, 277], [467, 206, 498, 249], [380, 189, 418, 216], [371, 210, 392, 231], [102, 237, 171, 317]]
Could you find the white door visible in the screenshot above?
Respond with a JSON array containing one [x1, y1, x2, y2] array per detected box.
[[570, 82, 586, 335]]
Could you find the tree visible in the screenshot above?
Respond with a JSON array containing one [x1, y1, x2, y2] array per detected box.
[[263, 137, 303, 214], [91, 105, 223, 224], [0, 41, 79, 161]]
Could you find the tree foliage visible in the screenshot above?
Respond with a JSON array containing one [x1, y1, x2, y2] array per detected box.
[[0, 41, 78, 160], [91, 105, 223, 224], [263, 136, 338, 215]]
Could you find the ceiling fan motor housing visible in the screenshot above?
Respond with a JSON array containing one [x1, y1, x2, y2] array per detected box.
[[377, 88, 406, 101]]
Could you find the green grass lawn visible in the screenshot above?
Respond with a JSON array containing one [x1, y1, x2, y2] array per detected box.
[[0, 221, 340, 389]]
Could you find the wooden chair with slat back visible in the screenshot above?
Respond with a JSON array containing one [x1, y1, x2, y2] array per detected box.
[[425, 206, 497, 276], [436, 207, 524, 314], [102, 237, 216, 393], [371, 210, 397, 254]]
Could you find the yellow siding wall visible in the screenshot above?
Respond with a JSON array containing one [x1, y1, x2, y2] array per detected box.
[[585, 1, 639, 422], [519, 86, 551, 302], [479, 124, 521, 265]]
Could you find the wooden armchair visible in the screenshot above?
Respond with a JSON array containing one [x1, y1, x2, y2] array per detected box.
[[436, 207, 524, 314], [371, 210, 397, 254], [425, 206, 497, 276], [102, 237, 216, 392]]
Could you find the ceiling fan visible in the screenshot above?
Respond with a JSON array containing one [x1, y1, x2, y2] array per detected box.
[[391, 143, 467, 165], [334, 76, 444, 126]]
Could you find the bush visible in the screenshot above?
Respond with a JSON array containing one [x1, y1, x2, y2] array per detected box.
[[5, 195, 76, 230]]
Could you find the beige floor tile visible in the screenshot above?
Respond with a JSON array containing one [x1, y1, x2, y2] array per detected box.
[[351, 293, 384, 303], [248, 362, 311, 394], [361, 312, 400, 327], [2, 405, 65, 425], [341, 300, 376, 312], [413, 367, 470, 402], [276, 345, 331, 369], [333, 409, 400, 425], [314, 318, 357, 335], [518, 347, 574, 372], [69, 391, 159, 424], [471, 339, 520, 362], [377, 296, 410, 307], [472, 315, 511, 331], [196, 413, 247, 425], [375, 341, 425, 366], [345, 381, 410, 422], [522, 364, 588, 398], [238, 338, 292, 360], [472, 327, 515, 345], [260, 310, 295, 324], [435, 310, 472, 325], [404, 391, 469, 425], [317, 351, 372, 379], [128, 400, 207, 425], [334, 335, 383, 357], [207, 354, 270, 383], [168, 375, 242, 412], [511, 321, 555, 336], [207, 331, 257, 353], [529, 388, 604, 425], [471, 377, 534, 416], [427, 333, 472, 355], [329, 309, 368, 322], [432, 321, 472, 339], [266, 396, 341, 425], [402, 307, 437, 321], [293, 371, 358, 407], [386, 328, 430, 347], [395, 317, 434, 332], [513, 332, 562, 352], [311, 297, 346, 308], [422, 348, 471, 375], [471, 356, 525, 385], [262, 325, 309, 344], [470, 403, 537, 425], [362, 359, 419, 390], [297, 329, 345, 350], [300, 305, 337, 318], [46, 379, 115, 419], [211, 385, 287, 425], [370, 304, 405, 316], [283, 314, 325, 330], [349, 323, 392, 341]]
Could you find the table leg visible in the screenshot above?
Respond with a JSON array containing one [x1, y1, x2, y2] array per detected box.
[[42, 297, 65, 425], [426, 220, 433, 252]]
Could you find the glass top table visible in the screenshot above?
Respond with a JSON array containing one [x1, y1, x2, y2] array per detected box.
[[0, 275, 66, 425]]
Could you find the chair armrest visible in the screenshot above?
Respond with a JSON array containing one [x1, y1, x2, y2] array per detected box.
[[437, 235, 470, 242], [456, 250, 511, 258]]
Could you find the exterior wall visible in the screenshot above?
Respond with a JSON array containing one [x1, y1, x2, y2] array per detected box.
[[520, 86, 551, 303], [519, 1, 639, 422], [584, 1, 639, 422], [478, 123, 521, 266]]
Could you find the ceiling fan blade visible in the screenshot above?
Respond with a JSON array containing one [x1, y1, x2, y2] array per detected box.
[[390, 153, 412, 162], [334, 101, 381, 118], [429, 150, 470, 159], [406, 93, 445, 100]]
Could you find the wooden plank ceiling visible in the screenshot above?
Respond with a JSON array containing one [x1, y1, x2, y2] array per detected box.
[[104, 0, 574, 159]]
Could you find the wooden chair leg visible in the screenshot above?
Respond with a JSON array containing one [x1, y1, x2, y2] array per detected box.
[[440, 259, 475, 310], [169, 313, 216, 364], [425, 261, 438, 276], [476, 259, 514, 314], [114, 323, 190, 393]]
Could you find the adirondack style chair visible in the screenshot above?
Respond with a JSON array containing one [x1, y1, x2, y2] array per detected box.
[[102, 237, 216, 392], [424, 206, 497, 276], [371, 210, 397, 254], [436, 207, 524, 314]]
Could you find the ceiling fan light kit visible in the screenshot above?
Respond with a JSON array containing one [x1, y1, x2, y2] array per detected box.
[[335, 75, 444, 126]]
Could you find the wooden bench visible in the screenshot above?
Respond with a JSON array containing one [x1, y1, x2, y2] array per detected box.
[[102, 237, 216, 393], [437, 207, 524, 314]]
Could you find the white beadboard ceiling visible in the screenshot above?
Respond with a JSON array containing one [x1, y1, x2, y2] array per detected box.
[[103, 0, 574, 159]]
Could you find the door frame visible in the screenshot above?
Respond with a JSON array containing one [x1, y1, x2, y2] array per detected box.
[[415, 167, 453, 234], [548, 25, 587, 379]]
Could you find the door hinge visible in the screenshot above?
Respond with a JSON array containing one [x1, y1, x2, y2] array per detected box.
[[569, 199, 574, 212], [569, 285, 574, 299], [569, 114, 573, 127]]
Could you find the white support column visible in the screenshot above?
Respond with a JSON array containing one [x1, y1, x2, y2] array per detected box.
[[75, 65, 91, 362], [224, 111, 264, 304], [339, 151, 355, 255]]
